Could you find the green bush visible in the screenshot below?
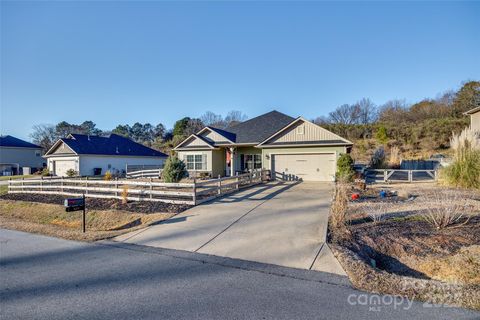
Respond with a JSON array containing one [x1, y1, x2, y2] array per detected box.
[[336, 153, 355, 182], [65, 169, 77, 177], [162, 156, 187, 183], [442, 149, 480, 189], [40, 168, 50, 176]]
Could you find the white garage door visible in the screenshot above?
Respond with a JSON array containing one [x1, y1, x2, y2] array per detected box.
[[272, 153, 336, 182], [54, 160, 76, 176]]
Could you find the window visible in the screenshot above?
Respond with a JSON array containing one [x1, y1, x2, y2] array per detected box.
[[35, 150, 41, 157], [244, 154, 262, 170], [185, 154, 207, 171], [296, 125, 304, 135]]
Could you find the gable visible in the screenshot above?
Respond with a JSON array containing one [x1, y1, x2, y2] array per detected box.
[[50, 141, 76, 155], [200, 129, 233, 144], [260, 119, 351, 146], [175, 135, 213, 149]]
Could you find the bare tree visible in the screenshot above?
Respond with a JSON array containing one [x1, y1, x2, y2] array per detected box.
[[328, 104, 361, 125], [184, 118, 204, 136], [378, 99, 408, 122], [200, 111, 225, 128], [30, 124, 57, 150], [355, 98, 378, 124], [225, 110, 248, 127]]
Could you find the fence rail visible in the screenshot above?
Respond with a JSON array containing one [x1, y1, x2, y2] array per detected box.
[[8, 169, 267, 205], [365, 169, 438, 183]]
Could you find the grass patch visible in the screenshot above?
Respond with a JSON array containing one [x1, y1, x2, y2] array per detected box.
[[0, 175, 35, 181], [0, 185, 7, 196], [0, 200, 174, 241]]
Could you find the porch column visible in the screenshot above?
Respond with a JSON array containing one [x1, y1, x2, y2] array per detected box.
[[230, 147, 235, 177]]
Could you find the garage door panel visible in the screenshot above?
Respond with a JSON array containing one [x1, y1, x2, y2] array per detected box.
[[272, 153, 335, 182], [54, 160, 76, 176]]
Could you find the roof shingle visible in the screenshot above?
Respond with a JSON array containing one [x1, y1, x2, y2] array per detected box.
[[0, 135, 42, 149]]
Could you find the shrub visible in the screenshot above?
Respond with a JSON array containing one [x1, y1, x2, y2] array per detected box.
[[65, 169, 77, 177], [369, 146, 386, 169], [40, 168, 50, 176], [104, 170, 112, 181], [336, 153, 355, 182], [388, 146, 401, 168], [422, 189, 472, 229], [162, 156, 187, 183], [442, 128, 480, 189]]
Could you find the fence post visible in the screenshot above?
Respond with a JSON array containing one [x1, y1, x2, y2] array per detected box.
[[115, 178, 118, 197], [383, 170, 387, 183], [408, 170, 413, 183], [61, 176, 64, 193], [249, 170, 252, 185], [434, 170, 438, 181], [22, 177, 24, 192], [217, 175, 222, 196], [40, 176, 43, 192], [193, 178, 197, 205], [149, 178, 153, 199], [85, 176, 88, 195], [8, 178, 11, 194], [236, 172, 239, 190]]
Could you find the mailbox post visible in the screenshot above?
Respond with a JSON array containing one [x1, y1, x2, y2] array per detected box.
[[64, 194, 86, 233]]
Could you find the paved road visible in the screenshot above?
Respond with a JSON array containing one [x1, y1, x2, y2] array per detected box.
[[116, 182, 343, 273], [1, 229, 478, 320]]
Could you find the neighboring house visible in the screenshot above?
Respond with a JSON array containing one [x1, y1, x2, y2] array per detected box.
[[44, 134, 167, 176], [465, 106, 480, 132], [0, 135, 44, 176], [174, 110, 353, 181]]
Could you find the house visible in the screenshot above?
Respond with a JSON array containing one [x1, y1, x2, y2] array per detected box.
[[465, 106, 480, 132], [44, 134, 167, 176], [174, 110, 353, 181], [0, 135, 45, 175]]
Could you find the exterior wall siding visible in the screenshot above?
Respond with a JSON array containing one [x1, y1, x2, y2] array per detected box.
[[201, 130, 230, 144], [0, 146, 45, 169], [78, 155, 166, 176], [211, 149, 226, 177], [471, 112, 480, 132], [261, 146, 347, 171], [263, 120, 344, 144]]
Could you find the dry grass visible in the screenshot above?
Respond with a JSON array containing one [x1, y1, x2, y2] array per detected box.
[[418, 245, 480, 285], [0, 200, 174, 241], [388, 146, 401, 168]]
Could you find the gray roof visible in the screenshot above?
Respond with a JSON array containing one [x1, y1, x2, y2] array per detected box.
[[48, 134, 167, 157], [220, 110, 295, 144]]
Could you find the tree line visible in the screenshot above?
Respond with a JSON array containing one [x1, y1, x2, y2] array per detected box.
[[30, 110, 248, 152]]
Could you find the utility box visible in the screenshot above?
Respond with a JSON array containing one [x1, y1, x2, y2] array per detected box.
[[22, 167, 31, 175]]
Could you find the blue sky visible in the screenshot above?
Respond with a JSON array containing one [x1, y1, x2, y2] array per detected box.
[[1, 1, 479, 140]]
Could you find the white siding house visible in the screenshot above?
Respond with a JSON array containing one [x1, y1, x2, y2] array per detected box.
[[44, 134, 167, 177]]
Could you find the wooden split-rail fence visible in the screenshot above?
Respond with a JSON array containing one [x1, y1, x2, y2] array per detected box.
[[8, 170, 268, 206]]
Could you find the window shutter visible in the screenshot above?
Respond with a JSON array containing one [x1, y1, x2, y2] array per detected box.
[[240, 154, 245, 171], [202, 153, 207, 171]]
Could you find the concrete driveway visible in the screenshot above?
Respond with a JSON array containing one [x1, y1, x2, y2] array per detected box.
[[115, 181, 344, 274]]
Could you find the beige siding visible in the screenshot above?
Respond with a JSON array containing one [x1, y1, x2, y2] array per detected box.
[[51, 142, 76, 155], [211, 149, 226, 177], [179, 136, 212, 148], [201, 130, 230, 143], [471, 112, 480, 132], [263, 120, 346, 144]]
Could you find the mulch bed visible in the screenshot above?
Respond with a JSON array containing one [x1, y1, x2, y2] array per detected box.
[[0, 193, 192, 214]]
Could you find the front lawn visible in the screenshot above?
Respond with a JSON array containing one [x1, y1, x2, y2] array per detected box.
[[0, 198, 184, 241], [0, 175, 35, 181]]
